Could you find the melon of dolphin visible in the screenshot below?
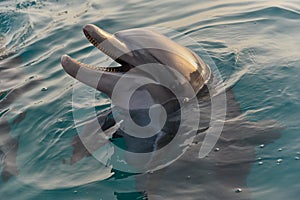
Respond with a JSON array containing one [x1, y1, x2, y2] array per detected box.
[[61, 24, 281, 199]]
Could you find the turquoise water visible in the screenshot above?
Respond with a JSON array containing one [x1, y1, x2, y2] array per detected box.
[[0, 0, 299, 199]]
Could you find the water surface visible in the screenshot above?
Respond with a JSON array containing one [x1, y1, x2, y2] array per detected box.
[[0, 0, 299, 199]]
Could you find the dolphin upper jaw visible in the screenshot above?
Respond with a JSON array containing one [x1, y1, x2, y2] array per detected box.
[[83, 24, 134, 66]]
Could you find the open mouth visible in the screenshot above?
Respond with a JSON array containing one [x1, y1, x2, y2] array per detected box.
[[61, 24, 130, 75], [83, 28, 119, 62]]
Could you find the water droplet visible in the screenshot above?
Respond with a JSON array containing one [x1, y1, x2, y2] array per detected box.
[[41, 87, 48, 91], [214, 147, 220, 152], [258, 161, 263, 165], [276, 159, 283, 164], [257, 157, 263, 161], [183, 97, 190, 103], [278, 148, 283, 152], [73, 190, 78, 194], [295, 157, 299, 160], [187, 176, 191, 179], [234, 188, 242, 193], [259, 144, 265, 148], [257, 157, 262, 161]]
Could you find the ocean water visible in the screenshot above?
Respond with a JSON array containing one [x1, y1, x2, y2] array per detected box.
[[0, 0, 299, 199]]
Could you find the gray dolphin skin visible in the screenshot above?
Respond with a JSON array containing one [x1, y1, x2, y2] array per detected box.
[[61, 24, 280, 199]]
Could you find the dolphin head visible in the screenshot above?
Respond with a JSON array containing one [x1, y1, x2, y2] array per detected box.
[[61, 24, 211, 109]]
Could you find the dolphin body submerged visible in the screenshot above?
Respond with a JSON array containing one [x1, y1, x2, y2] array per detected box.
[[61, 24, 280, 199]]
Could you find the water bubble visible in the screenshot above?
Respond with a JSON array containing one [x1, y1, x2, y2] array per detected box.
[[214, 147, 220, 152], [258, 161, 263, 165], [73, 190, 78, 194], [259, 144, 265, 148], [295, 157, 299, 160], [257, 157, 263, 161], [276, 159, 283, 164], [183, 97, 190, 103], [41, 87, 48, 91], [297, 152, 300, 155], [234, 188, 242, 193], [187, 176, 191, 179], [278, 148, 283, 152]]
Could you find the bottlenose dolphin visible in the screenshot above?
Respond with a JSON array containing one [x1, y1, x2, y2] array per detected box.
[[61, 24, 212, 164], [61, 24, 280, 199]]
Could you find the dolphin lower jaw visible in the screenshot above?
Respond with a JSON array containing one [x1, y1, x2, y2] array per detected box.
[[61, 55, 124, 97]]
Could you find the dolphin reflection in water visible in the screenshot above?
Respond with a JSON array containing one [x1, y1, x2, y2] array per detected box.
[[0, 36, 40, 182], [61, 24, 280, 200]]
